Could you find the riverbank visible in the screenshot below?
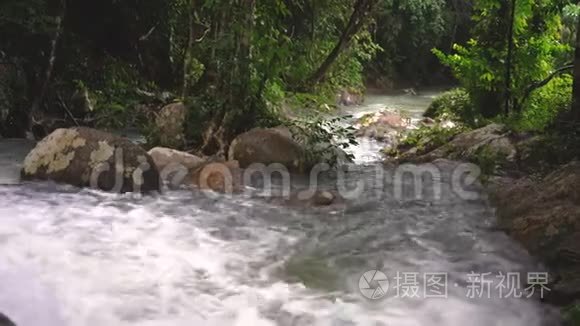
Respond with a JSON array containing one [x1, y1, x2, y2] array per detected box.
[[378, 98, 580, 316]]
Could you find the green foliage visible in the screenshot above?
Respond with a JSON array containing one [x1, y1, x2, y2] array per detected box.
[[398, 124, 467, 154], [511, 74, 573, 131], [85, 58, 160, 130], [474, 145, 508, 178], [564, 304, 580, 326], [0, 0, 50, 36], [326, 31, 382, 91], [2, 0, 380, 153], [369, 0, 451, 85], [424, 88, 484, 127], [285, 115, 358, 166], [433, 0, 570, 119], [562, 3, 580, 45], [182, 93, 227, 147]]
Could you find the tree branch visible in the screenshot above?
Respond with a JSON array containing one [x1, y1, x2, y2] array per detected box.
[[518, 63, 574, 110]]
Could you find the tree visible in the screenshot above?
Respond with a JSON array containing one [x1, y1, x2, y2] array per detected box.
[[435, 0, 568, 118], [306, 0, 378, 88]]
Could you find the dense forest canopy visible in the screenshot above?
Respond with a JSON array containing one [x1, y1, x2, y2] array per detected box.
[[0, 0, 579, 155]]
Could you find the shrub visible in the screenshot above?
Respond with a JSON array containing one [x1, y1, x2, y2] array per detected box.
[[424, 88, 483, 127], [396, 123, 467, 155], [512, 75, 573, 132], [285, 115, 358, 166], [563, 303, 580, 325]]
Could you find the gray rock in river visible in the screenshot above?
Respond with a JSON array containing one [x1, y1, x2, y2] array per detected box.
[[21, 127, 160, 193]]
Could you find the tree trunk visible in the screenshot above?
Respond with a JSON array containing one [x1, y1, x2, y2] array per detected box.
[[504, 0, 516, 115], [182, 0, 196, 98], [30, 0, 66, 132], [306, 0, 377, 87], [237, 0, 256, 102], [572, 14, 580, 122], [200, 0, 256, 155]]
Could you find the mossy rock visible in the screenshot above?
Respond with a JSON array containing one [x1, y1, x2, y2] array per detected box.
[[22, 127, 160, 193]]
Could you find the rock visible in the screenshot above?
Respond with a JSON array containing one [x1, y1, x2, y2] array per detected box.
[[312, 190, 335, 206], [414, 124, 516, 166], [190, 160, 243, 194], [421, 117, 436, 126], [0, 313, 15, 326], [356, 110, 410, 144], [148, 147, 205, 172], [228, 127, 306, 173], [265, 189, 345, 211], [148, 147, 206, 187], [491, 161, 580, 305], [155, 102, 187, 148], [21, 127, 160, 193]]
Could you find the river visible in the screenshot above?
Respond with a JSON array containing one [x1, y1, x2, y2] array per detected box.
[[0, 92, 562, 326]]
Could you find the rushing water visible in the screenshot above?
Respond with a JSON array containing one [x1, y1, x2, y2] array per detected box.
[[0, 92, 562, 326]]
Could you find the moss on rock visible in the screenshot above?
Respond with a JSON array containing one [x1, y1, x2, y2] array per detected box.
[[22, 127, 160, 193]]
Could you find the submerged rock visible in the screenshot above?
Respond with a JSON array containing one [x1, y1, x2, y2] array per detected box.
[[21, 127, 160, 193], [492, 161, 580, 305], [312, 190, 336, 206], [228, 127, 306, 173]]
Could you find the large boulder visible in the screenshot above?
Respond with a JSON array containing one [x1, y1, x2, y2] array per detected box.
[[491, 161, 580, 304], [154, 102, 187, 148], [407, 124, 517, 169], [21, 127, 160, 193], [228, 127, 306, 173]]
